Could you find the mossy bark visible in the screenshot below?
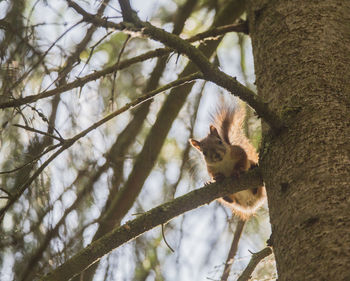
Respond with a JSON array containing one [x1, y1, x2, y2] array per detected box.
[[248, 1, 350, 280]]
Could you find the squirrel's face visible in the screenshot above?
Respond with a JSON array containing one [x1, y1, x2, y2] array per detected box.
[[189, 126, 227, 163]]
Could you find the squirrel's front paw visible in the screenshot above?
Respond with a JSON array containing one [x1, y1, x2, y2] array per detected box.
[[205, 180, 215, 186]]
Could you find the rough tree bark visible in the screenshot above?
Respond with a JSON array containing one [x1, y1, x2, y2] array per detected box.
[[248, 1, 350, 280]]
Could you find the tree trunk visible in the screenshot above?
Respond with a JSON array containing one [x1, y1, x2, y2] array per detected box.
[[248, 1, 350, 280]]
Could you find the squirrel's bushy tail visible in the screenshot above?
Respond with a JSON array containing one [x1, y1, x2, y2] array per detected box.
[[211, 105, 258, 163]]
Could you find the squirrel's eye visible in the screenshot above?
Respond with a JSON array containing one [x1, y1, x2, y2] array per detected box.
[[217, 140, 222, 145], [203, 151, 208, 156]]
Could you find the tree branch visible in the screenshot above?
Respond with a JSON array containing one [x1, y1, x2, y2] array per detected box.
[[0, 72, 202, 220], [0, 13, 248, 110], [237, 247, 273, 281], [66, 0, 284, 132], [39, 168, 263, 281], [187, 22, 249, 42], [221, 220, 245, 281], [0, 48, 171, 109], [13, 124, 64, 142], [8, 20, 83, 92], [0, 143, 61, 175], [118, 0, 138, 22], [0, 144, 70, 221], [66, 72, 203, 143], [19, 169, 99, 281]]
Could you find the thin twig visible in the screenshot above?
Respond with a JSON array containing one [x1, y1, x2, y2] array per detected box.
[[0, 48, 171, 109], [0, 144, 69, 220], [111, 34, 131, 107], [26, 104, 64, 139], [66, 72, 203, 143], [187, 22, 248, 43], [0, 188, 13, 198], [161, 223, 174, 252], [13, 124, 64, 142], [168, 80, 205, 198], [237, 247, 273, 281], [221, 220, 246, 281], [78, 30, 114, 76], [48, 0, 112, 91], [0, 143, 61, 175], [9, 20, 83, 92], [18, 167, 102, 281]]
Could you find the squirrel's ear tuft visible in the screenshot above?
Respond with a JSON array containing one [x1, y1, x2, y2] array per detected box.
[[209, 125, 220, 138], [189, 139, 201, 150]]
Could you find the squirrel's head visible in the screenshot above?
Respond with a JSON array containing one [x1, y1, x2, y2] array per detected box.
[[189, 125, 227, 163]]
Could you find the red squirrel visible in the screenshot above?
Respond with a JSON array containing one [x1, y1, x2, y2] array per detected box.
[[190, 106, 265, 220]]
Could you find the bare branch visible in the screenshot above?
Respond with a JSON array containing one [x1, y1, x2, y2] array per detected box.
[[9, 20, 83, 91], [0, 188, 13, 198], [78, 31, 114, 76], [19, 169, 100, 281], [0, 72, 202, 220], [39, 168, 263, 281], [0, 48, 170, 109], [0, 0, 114, 220], [13, 124, 64, 142], [237, 247, 273, 281], [221, 220, 246, 281], [188, 21, 249, 43], [66, 0, 284, 132], [0, 143, 61, 175], [0, 12, 249, 110], [111, 34, 131, 106], [0, 144, 69, 220], [161, 223, 174, 253], [118, 0, 137, 22], [67, 72, 203, 142]]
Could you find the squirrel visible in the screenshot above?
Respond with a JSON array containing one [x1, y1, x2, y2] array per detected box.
[[189, 106, 265, 220]]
